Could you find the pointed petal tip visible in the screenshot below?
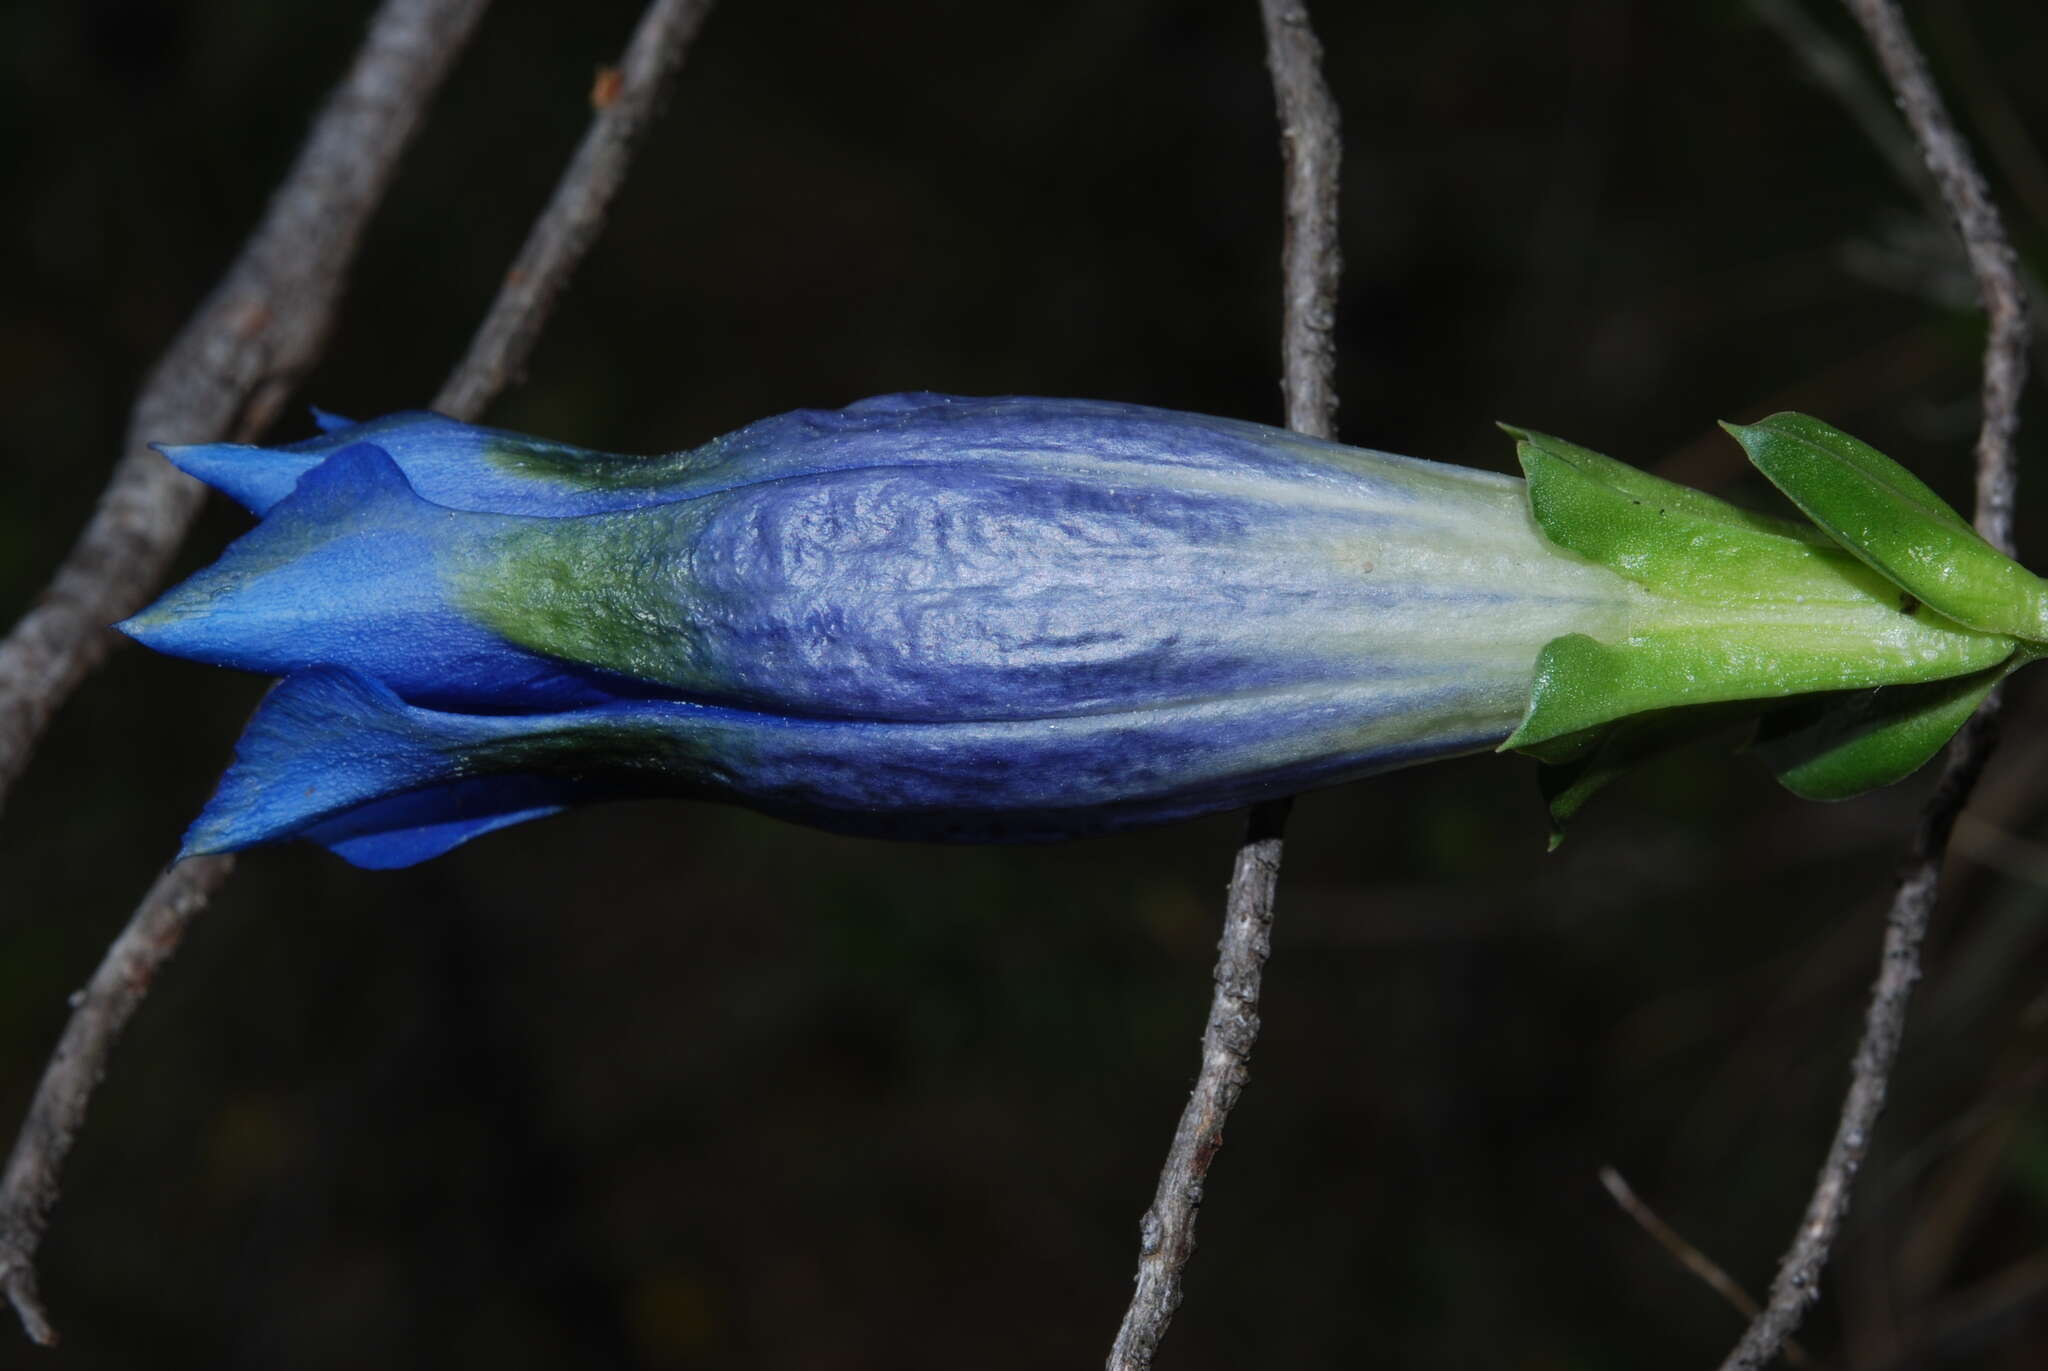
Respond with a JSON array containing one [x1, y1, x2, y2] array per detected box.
[[151, 439, 240, 483], [148, 438, 285, 513], [112, 596, 192, 648], [111, 575, 234, 658]]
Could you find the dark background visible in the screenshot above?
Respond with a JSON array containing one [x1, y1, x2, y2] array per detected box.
[[5, 0, 2048, 1366]]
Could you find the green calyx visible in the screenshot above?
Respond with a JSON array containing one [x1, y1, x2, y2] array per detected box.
[[1502, 414, 2039, 840], [1723, 414, 2048, 639]]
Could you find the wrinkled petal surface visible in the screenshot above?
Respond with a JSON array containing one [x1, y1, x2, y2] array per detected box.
[[127, 393, 1702, 865]]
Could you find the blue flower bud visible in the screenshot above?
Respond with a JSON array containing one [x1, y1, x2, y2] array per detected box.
[[124, 395, 2026, 866], [124, 395, 1639, 864]]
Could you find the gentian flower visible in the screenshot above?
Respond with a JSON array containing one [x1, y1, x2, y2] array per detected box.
[[121, 394, 2044, 867]]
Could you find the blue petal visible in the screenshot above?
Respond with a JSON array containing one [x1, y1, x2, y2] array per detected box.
[[155, 393, 1527, 519], [132, 415, 1631, 722], [183, 665, 1527, 867], [308, 790, 570, 868], [119, 443, 634, 711], [456, 455, 1627, 722]]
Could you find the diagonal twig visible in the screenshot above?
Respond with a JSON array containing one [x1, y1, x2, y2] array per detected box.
[[0, 0, 721, 1347], [1105, 3, 1340, 1367], [0, 0, 500, 1337], [1717, 2, 2031, 1368], [0, 0, 494, 822], [435, 0, 720, 418], [1599, 1166, 1813, 1367], [0, 858, 227, 1346]]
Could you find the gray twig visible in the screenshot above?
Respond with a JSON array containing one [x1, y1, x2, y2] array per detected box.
[[435, 0, 721, 420], [1105, 3, 1340, 1367], [0, 0, 719, 1347], [1261, 0, 1343, 445], [0, 0, 494, 1338], [1717, 2, 2031, 1368], [1, 857, 230, 1346], [0, 0, 492, 821], [1598, 1166, 1811, 1366], [1839, 0, 2028, 556]]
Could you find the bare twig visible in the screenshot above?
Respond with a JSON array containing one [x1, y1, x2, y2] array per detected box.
[[0, 0, 493, 821], [0, 0, 720, 1347], [1924, 4, 2048, 243], [1106, 803, 1288, 1370], [1717, 3, 2031, 1368], [1842, 0, 2029, 556], [1, 857, 230, 1346], [1106, 3, 1339, 1367], [0, 0, 495, 1338], [1599, 1166, 1812, 1367], [435, 0, 720, 419], [1262, 0, 1343, 444]]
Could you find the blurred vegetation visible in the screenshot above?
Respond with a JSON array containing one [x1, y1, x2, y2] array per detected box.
[[5, 0, 2048, 1366]]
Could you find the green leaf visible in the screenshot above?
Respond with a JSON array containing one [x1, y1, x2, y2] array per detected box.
[[1723, 412, 2048, 641], [1507, 423, 1930, 617], [1753, 659, 2009, 801], [1506, 425, 1849, 603], [1505, 423, 1827, 548], [1505, 622, 2014, 751]]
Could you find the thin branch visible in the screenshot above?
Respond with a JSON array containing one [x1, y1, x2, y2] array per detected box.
[[0, 0, 493, 821], [1598, 1166, 1812, 1367], [1264, 0, 1344, 444], [0, 0, 497, 1334], [1718, 2, 2031, 1368], [1843, 0, 2028, 556], [0, 0, 720, 1347], [1, 857, 231, 1346], [1106, 3, 1339, 1367], [1106, 803, 1287, 1370], [435, 0, 720, 420]]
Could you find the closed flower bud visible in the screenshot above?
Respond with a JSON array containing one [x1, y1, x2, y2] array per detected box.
[[122, 395, 2036, 866]]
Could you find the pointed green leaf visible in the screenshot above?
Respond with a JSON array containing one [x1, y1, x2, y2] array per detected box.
[[1508, 426, 1829, 595], [1504, 423, 1826, 547], [1506, 424, 1927, 615], [1753, 659, 2009, 801], [1724, 412, 2048, 641], [1505, 620, 2014, 751]]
